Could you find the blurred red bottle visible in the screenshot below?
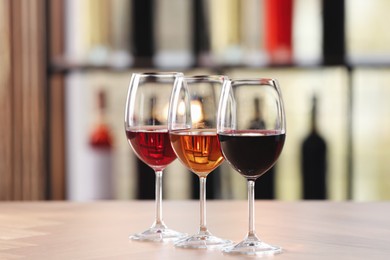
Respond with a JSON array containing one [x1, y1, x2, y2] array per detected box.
[[89, 90, 113, 149], [264, 0, 293, 65], [87, 89, 114, 200]]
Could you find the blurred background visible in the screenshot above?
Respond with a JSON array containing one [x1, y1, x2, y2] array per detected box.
[[1, 0, 390, 201]]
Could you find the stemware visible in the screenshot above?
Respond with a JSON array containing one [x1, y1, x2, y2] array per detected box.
[[217, 78, 286, 255], [168, 75, 232, 249], [124, 72, 186, 242]]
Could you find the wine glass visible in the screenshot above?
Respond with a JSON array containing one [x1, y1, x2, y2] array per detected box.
[[168, 75, 232, 249], [217, 78, 286, 256], [124, 72, 186, 242]]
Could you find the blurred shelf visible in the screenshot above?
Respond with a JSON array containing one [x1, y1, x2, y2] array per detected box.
[[50, 55, 390, 75]]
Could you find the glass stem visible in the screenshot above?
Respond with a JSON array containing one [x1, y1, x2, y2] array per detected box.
[[199, 177, 208, 233], [248, 180, 256, 237], [154, 170, 165, 227]]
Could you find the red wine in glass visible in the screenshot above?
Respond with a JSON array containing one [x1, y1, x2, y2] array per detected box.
[[218, 130, 285, 180], [125, 72, 186, 242], [126, 127, 176, 171]]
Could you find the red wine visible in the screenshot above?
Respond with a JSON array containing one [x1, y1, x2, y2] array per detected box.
[[218, 130, 285, 180], [126, 127, 176, 171]]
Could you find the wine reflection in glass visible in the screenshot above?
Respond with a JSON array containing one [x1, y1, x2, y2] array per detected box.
[[168, 75, 232, 249], [124, 72, 186, 242], [217, 78, 286, 256]]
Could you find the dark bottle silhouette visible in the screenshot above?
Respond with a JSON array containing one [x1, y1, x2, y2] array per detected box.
[[192, 0, 211, 67], [132, 0, 154, 67], [137, 96, 159, 200], [249, 97, 275, 200], [322, 0, 345, 65], [301, 95, 327, 199]]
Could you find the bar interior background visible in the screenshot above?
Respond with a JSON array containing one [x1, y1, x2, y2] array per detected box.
[[1, 0, 390, 201]]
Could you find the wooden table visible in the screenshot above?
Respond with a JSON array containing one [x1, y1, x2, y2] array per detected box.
[[0, 201, 389, 259]]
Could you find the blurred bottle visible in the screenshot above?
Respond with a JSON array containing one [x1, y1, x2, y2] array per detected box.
[[109, 0, 133, 68], [64, 0, 90, 64], [293, 0, 322, 65], [192, 0, 213, 67], [88, 89, 114, 200], [90, 90, 113, 149], [264, 0, 293, 65], [241, 0, 268, 67], [249, 97, 275, 199], [154, 0, 193, 68], [87, 0, 111, 65], [131, 0, 154, 67], [322, 0, 345, 65], [64, 0, 133, 67], [208, 0, 243, 66], [301, 95, 327, 199]]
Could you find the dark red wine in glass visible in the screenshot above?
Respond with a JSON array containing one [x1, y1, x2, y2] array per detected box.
[[217, 78, 286, 256], [218, 130, 285, 180]]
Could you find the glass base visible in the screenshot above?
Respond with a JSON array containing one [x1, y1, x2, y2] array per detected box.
[[130, 224, 186, 243], [174, 231, 232, 249], [222, 235, 282, 256]]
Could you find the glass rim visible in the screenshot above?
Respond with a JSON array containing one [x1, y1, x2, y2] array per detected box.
[[131, 71, 184, 79], [184, 74, 229, 83], [129, 72, 184, 86], [230, 78, 279, 86]]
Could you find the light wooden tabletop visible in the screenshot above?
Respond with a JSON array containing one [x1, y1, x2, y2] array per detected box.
[[0, 201, 389, 259]]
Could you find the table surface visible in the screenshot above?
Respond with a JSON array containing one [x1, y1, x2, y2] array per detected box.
[[0, 201, 389, 259]]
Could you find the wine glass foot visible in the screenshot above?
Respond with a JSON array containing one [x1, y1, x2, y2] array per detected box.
[[174, 232, 232, 249], [222, 237, 282, 256], [130, 226, 186, 243]]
